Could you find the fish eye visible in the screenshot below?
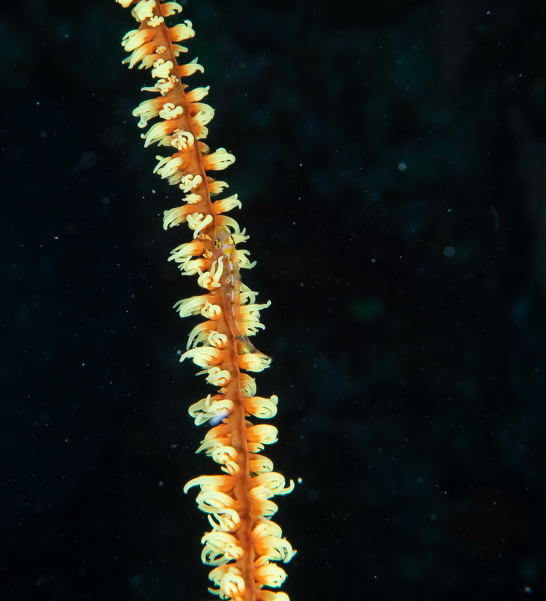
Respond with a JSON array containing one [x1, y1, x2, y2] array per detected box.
[[213, 239, 220, 248]]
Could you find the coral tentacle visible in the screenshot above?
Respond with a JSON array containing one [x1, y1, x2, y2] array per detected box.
[[116, 2, 294, 600]]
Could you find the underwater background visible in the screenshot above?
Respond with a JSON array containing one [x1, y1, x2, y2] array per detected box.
[[2, 0, 546, 599]]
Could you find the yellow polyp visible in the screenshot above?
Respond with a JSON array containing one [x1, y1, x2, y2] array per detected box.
[[186, 321, 216, 349], [205, 367, 231, 387], [192, 107, 215, 127], [121, 28, 154, 52], [238, 374, 257, 397], [208, 331, 228, 348], [123, 42, 157, 69], [148, 15, 165, 28], [213, 194, 242, 214], [158, 102, 184, 120], [208, 566, 246, 599], [238, 353, 272, 372], [184, 474, 234, 494], [189, 396, 233, 426], [254, 535, 295, 564], [249, 455, 274, 474], [154, 155, 184, 177], [169, 238, 206, 260], [250, 499, 279, 519], [141, 77, 176, 96], [169, 22, 196, 42], [198, 269, 222, 291], [179, 173, 203, 193], [163, 205, 193, 229], [204, 531, 243, 561], [179, 256, 210, 276], [187, 212, 213, 237], [215, 215, 242, 234], [151, 58, 173, 79], [194, 491, 239, 517], [160, 2, 183, 18], [254, 563, 287, 589], [131, 0, 154, 22], [187, 86, 210, 103], [140, 54, 162, 70], [207, 178, 230, 195], [173, 294, 210, 318], [133, 97, 165, 127], [171, 44, 188, 56], [142, 120, 177, 147], [252, 520, 283, 539], [179, 346, 224, 368], [207, 510, 241, 532], [171, 129, 195, 150], [244, 396, 278, 419], [246, 425, 278, 445], [179, 58, 205, 77], [183, 192, 202, 204], [249, 473, 295, 500], [203, 148, 236, 171], [201, 302, 222, 320]]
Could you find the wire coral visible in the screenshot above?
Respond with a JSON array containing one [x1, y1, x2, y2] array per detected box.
[[115, 2, 295, 600]]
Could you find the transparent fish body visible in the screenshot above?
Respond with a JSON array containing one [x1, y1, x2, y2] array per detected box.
[[212, 226, 269, 359]]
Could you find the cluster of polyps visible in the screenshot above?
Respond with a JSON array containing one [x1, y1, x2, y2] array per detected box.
[[116, 1, 295, 600]]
